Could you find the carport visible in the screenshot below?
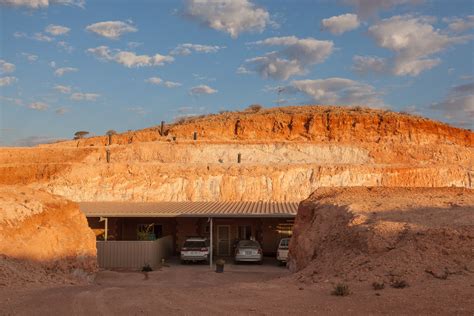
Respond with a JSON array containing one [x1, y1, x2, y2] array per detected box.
[[80, 201, 297, 266]]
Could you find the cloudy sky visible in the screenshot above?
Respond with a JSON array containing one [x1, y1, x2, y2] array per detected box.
[[0, 0, 473, 146]]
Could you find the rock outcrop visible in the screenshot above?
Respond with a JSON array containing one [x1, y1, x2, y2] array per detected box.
[[288, 187, 474, 284], [0, 106, 472, 202], [0, 186, 97, 286]]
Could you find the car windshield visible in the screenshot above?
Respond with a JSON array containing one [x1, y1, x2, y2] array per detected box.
[[279, 239, 289, 247], [183, 241, 206, 248], [238, 240, 259, 248]]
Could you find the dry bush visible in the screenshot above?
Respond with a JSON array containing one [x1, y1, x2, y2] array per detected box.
[[391, 280, 409, 289], [246, 104, 263, 112], [331, 283, 350, 296], [372, 282, 385, 290]]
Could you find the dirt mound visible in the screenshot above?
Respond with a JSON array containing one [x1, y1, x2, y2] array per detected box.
[[0, 186, 97, 287], [44, 105, 473, 147], [288, 187, 474, 285]]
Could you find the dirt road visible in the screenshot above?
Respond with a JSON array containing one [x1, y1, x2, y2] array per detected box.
[[1, 259, 473, 315]]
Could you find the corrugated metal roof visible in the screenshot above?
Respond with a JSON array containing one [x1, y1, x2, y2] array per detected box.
[[79, 201, 298, 218]]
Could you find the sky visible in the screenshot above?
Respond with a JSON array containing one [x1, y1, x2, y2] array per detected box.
[[0, 0, 473, 146]]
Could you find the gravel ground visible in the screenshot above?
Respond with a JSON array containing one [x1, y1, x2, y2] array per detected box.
[[1, 257, 473, 315]]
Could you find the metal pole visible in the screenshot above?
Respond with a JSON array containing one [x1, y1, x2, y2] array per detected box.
[[209, 217, 213, 269]]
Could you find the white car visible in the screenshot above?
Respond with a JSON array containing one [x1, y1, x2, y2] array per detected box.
[[276, 238, 290, 265], [234, 240, 263, 264], [180, 237, 210, 264]]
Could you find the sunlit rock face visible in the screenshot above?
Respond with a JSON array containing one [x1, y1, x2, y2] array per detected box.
[[0, 186, 97, 286], [0, 105, 472, 202]]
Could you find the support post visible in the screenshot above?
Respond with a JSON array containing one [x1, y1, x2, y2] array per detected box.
[[99, 217, 108, 241], [209, 217, 213, 269], [237, 153, 241, 163], [160, 121, 165, 136], [106, 148, 111, 163], [193, 131, 197, 140]]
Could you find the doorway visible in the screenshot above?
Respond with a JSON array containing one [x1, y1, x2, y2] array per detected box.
[[217, 225, 230, 256]]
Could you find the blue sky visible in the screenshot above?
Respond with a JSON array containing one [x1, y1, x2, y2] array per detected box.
[[0, 0, 473, 146]]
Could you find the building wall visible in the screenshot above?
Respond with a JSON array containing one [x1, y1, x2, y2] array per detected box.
[[87, 216, 294, 256]]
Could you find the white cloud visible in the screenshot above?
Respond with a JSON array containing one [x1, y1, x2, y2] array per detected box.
[[0, 0, 84, 9], [0, 60, 15, 73], [236, 66, 253, 75], [14, 31, 53, 42], [28, 102, 49, 111], [367, 15, 471, 76], [127, 41, 143, 49], [145, 77, 182, 88], [53, 84, 72, 94], [0, 96, 23, 106], [49, 61, 56, 68], [55, 107, 69, 115], [70, 92, 100, 101], [54, 67, 78, 76], [163, 81, 182, 88], [443, 15, 474, 33], [0, 76, 18, 86], [127, 106, 147, 116], [57, 41, 74, 53], [242, 36, 334, 80], [45, 24, 70, 36], [287, 78, 386, 108], [85, 21, 137, 39], [352, 55, 388, 75], [190, 84, 217, 95], [145, 77, 162, 85], [21, 53, 38, 62], [344, 0, 422, 19], [321, 13, 360, 35], [183, 0, 274, 38], [87, 46, 174, 68], [32, 32, 53, 42], [170, 43, 225, 56], [430, 82, 474, 127]]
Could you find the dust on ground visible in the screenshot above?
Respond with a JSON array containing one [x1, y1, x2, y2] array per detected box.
[[1, 258, 473, 315]]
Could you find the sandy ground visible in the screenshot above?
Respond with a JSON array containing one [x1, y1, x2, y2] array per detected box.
[[1, 257, 473, 315]]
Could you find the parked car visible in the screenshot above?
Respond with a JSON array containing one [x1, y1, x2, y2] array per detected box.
[[276, 238, 290, 265], [234, 240, 263, 264], [180, 237, 210, 264]]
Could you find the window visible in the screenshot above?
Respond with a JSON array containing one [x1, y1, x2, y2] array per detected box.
[[137, 224, 163, 240], [238, 225, 252, 240]]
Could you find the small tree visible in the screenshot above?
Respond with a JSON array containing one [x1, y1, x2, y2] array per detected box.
[[74, 131, 89, 140], [106, 130, 117, 136], [246, 104, 263, 112]]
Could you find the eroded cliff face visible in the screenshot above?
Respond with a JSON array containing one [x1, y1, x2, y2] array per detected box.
[[0, 106, 472, 202], [288, 187, 474, 283], [0, 187, 97, 286], [43, 106, 474, 147]]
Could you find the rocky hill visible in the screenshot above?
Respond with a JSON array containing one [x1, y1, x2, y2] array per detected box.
[[0, 186, 96, 286], [288, 187, 474, 284], [0, 105, 472, 202]]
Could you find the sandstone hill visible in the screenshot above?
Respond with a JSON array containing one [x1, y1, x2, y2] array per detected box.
[[288, 187, 474, 285], [0, 105, 472, 202], [0, 186, 97, 287]]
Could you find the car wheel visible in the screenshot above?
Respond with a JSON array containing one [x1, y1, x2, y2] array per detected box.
[[180, 259, 186, 264], [258, 260, 263, 265]]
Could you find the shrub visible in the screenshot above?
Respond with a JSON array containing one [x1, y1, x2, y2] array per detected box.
[[246, 104, 263, 112], [331, 283, 350, 296], [142, 263, 153, 272], [372, 282, 385, 290], [391, 280, 409, 289]]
